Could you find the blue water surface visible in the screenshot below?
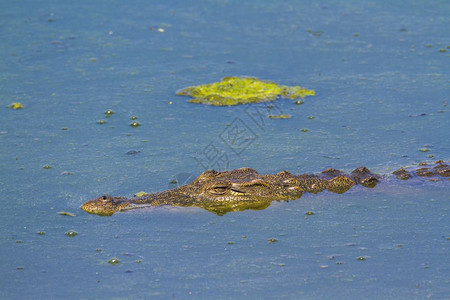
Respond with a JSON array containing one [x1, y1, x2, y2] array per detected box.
[[1, 0, 449, 299]]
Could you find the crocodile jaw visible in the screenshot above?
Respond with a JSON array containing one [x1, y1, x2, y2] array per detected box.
[[81, 196, 130, 216]]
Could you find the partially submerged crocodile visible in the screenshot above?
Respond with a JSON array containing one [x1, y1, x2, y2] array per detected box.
[[81, 161, 449, 216]]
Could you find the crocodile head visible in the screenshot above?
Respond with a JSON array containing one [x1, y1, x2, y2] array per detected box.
[[81, 168, 305, 216], [193, 168, 304, 199], [81, 195, 130, 216]]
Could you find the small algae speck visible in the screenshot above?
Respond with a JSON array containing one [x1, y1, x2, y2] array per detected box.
[[58, 212, 76, 217], [104, 109, 114, 117], [8, 102, 24, 109], [130, 121, 141, 128], [267, 114, 291, 119], [176, 76, 315, 106], [65, 230, 78, 237], [108, 257, 120, 265], [306, 29, 323, 37], [126, 150, 141, 155]]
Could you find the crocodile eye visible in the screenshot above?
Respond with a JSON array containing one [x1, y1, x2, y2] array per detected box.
[[210, 185, 229, 195], [101, 195, 110, 202]]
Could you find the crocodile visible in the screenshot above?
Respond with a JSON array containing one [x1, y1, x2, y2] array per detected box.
[[81, 161, 449, 216]]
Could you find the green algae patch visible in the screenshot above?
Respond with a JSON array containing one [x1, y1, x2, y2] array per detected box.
[[176, 76, 315, 106]]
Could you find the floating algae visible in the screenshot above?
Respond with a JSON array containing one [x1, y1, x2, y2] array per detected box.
[[176, 76, 315, 106], [7, 102, 24, 109], [267, 114, 291, 119]]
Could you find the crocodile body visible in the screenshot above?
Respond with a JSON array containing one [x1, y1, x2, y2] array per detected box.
[[81, 161, 449, 216]]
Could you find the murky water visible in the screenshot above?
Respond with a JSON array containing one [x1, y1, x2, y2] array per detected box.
[[1, 0, 449, 299]]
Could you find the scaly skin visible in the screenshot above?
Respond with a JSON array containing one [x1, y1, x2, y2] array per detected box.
[[81, 161, 449, 216]]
